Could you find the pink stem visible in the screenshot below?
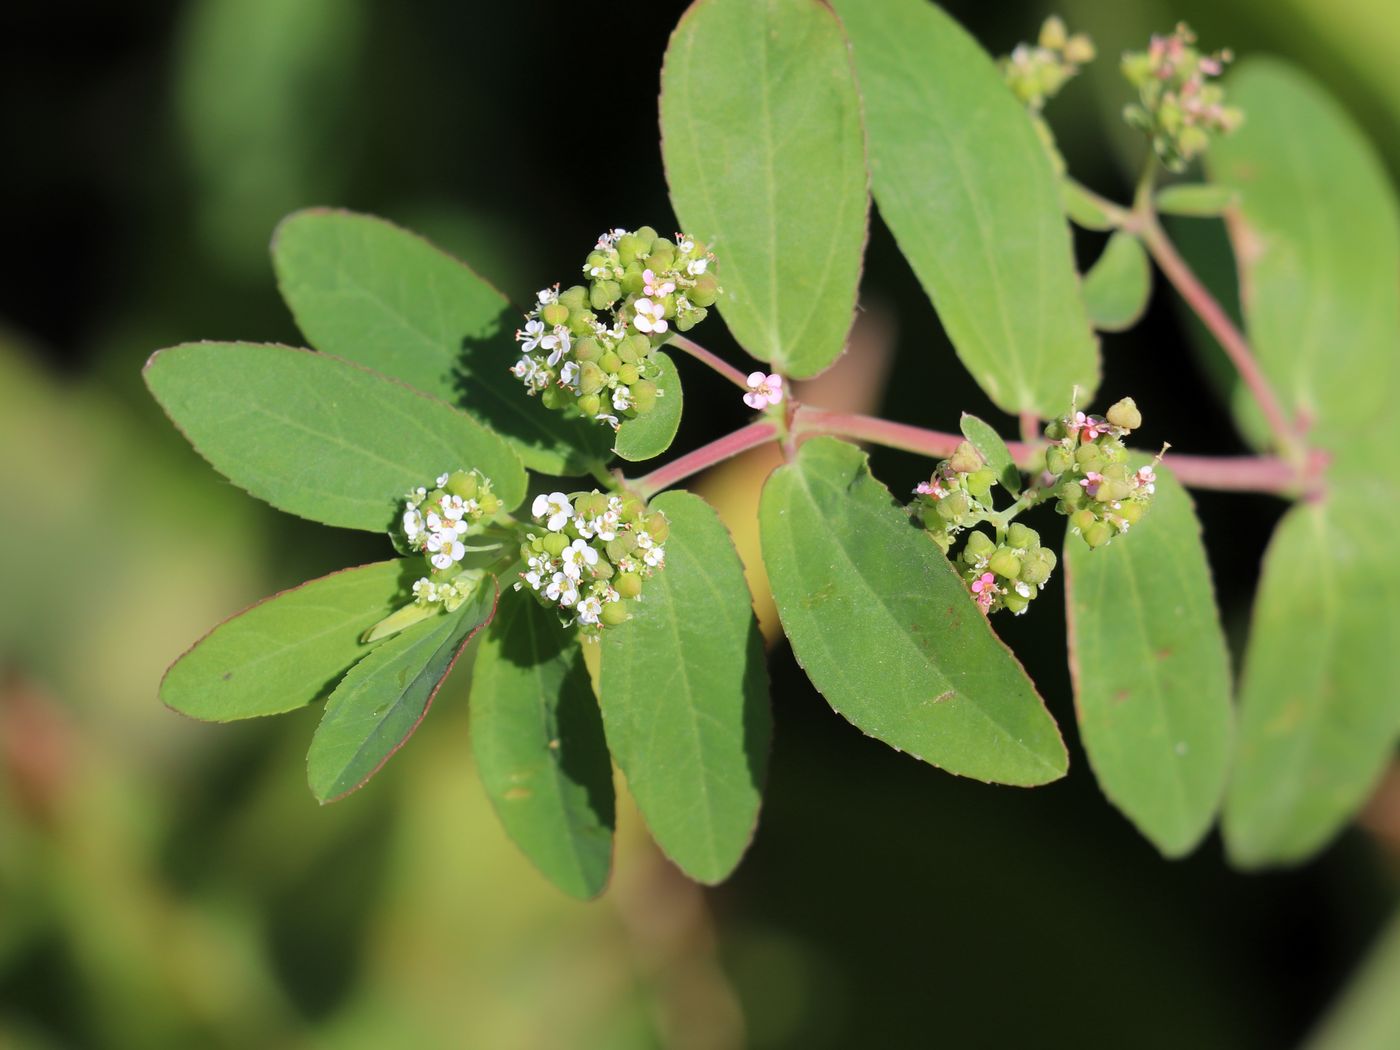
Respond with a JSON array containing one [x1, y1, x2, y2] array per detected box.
[[630, 420, 780, 498], [667, 334, 752, 390]]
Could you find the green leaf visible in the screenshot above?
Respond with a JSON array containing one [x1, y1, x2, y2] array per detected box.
[[1224, 485, 1400, 867], [1062, 179, 1116, 231], [162, 560, 411, 721], [308, 578, 498, 803], [1206, 59, 1400, 449], [1063, 464, 1233, 857], [613, 352, 682, 463], [271, 208, 610, 476], [599, 491, 770, 883], [958, 412, 1020, 496], [144, 342, 527, 530], [1082, 231, 1152, 333], [760, 436, 1067, 785], [660, 0, 868, 379], [1154, 183, 1237, 218], [471, 597, 615, 900], [834, 0, 1099, 417]]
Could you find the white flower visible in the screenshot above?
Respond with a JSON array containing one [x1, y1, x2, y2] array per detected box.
[[595, 228, 626, 250], [559, 361, 580, 389], [403, 508, 424, 541], [436, 473, 451, 487], [545, 572, 579, 607], [536, 287, 558, 306], [524, 570, 544, 591], [635, 530, 654, 550], [632, 297, 668, 335], [617, 556, 638, 575], [644, 545, 666, 568], [438, 494, 467, 521], [427, 533, 466, 569], [744, 371, 784, 410], [643, 268, 675, 298], [687, 257, 708, 276], [576, 596, 603, 625], [412, 578, 436, 602], [532, 491, 573, 532], [540, 325, 572, 367], [517, 319, 545, 352], [593, 511, 619, 542], [676, 235, 695, 253], [512, 355, 540, 384], [1015, 581, 1032, 598], [426, 511, 469, 538], [561, 538, 599, 581], [612, 386, 632, 412], [1136, 466, 1157, 494], [596, 413, 620, 429]]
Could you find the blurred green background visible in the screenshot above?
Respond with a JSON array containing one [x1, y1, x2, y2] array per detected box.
[[4, 1, 1400, 1046]]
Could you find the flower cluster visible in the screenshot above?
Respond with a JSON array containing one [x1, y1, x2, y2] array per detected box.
[[911, 441, 999, 554], [1044, 398, 1159, 549], [1002, 16, 1096, 112], [512, 226, 721, 429], [1122, 23, 1243, 172], [395, 469, 502, 614], [960, 524, 1057, 616], [516, 489, 670, 635]]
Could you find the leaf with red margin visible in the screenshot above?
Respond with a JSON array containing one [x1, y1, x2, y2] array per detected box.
[[308, 576, 498, 803]]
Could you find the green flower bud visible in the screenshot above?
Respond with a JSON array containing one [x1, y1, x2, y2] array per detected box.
[[1039, 15, 1067, 50], [616, 572, 642, 599], [445, 471, 478, 500], [1071, 508, 1097, 534], [948, 441, 984, 474], [601, 601, 630, 626], [540, 302, 569, 327], [558, 285, 588, 309], [1006, 522, 1038, 551], [590, 280, 622, 310], [964, 530, 996, 562], [479, 491, 501, 516], [989, 550, 1022, 579], [578, 393, 602, 417], [690, 273, 719, 307], [423, 487, 446, 509], [630, 380, 658, 414], [542, 533, 569, 557], [1083, 521, 1113, 549], [1064, 34, 1095, 65], [1106, 397, 1142, 431]]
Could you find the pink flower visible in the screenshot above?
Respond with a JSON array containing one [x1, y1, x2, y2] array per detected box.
[[914, 479, 946, 499], [970, 571, 998, 611], [642, 269, 675, 298], [1079, 471, 1104, 498], [744, 371, 784, 410]]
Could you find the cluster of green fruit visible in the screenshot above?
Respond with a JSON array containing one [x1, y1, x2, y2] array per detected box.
[[1002, 16, 1096, 112], [1044, 398, 1158, 549], [959, 524, 1058, 616]]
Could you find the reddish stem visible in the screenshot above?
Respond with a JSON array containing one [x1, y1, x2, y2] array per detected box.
[[631, 420, 780, 498], [668, 334, 752, 390]]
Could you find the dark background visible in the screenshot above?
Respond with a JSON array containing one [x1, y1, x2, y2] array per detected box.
[[2, 0, 1397, 1046]]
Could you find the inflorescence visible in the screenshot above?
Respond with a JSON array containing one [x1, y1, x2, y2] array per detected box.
[[1002, 16, 1096, 112], [516, 489, 670, 636], [512, 226, 721, 430], [1122, 23, 1242, 172], [1045, 397, 1160, 550], [400, 469, 502, 611]]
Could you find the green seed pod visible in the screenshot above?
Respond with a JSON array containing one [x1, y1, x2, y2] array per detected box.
[[445, 471, 478, 500], [1007, 522, 1038, 551], [567, 308, 598, 336], [964, 530, 996, 561], [576, 362, 602, 395], [689, 273, 719, 307], [1003, 593, 1029, 615], [622, 333, 651, 360], [558, 285, 588, 309], [542, 533, 569, 557], [584, 251, 612, 276], [1064, 33, 1095, 64], [621, 269, 645, 296], [1039, 15, 1068, 50], [577, 393, 602, 418], [599, 351, 622, 375], [616, 233, 646, 265], [541, 385, 569, 410], [930, 530, 954, 554], [1040, 547, 1057, 571], [592, 557, 615, 580], [617, 363, 640, 386], [616, 572, 642, 599], [948, 441, 984, 474], [1046, 446, 1072, 474], [635, 226, 659, 245], [1058, 480, 1084, 504], [590, 280, 621, 310], [619, 496, 645, 523], [1117, 501, 1147, 527], [1075, 443, 1105, 471], [601, 601, 630, 626], [1071, 508, 1097, 534], [577, 492, 607, 517], [1106, 397, 1142, 431], [540, 303, 569, 327], [630, 380, 658, 414], [675, 307, 707, 332], [1083, 521, 1112, 549], [934, 492, 967, 521], [1096, 479, 1133, 503], [1020, 556, 1052, 586], [1044, 419, 1068, 440], [1102, 463, 1130, 482], [573, 336, 602, 362], [644, 512, 670, 542], [989, 550, 1022, 579], [478, 492, 500, 516], [616, 343, 639, 367]]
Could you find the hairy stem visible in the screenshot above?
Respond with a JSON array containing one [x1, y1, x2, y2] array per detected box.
[[667, 334, 752, 390], [630, 420, 780, 499]]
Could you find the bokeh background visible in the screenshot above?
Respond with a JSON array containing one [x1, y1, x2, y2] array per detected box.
[[4, 1, 1400, 1046]]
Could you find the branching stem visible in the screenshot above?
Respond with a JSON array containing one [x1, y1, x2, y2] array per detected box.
[[668, 333, 752, 390]]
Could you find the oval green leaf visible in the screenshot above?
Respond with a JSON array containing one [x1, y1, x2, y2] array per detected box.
[[1207, 59, 1400, 449], [162, 559, 412, 721], [599, 490, 770, 883], [833, 0, 1099, 417], [1063, 464, 1233, 857], [1224, 486, 1400, 868], [308, 577, 499, 803], [661, 0, 868, 379], [1082, 231, 1152, 333], [1062, 179, 1116, 231], [144, 342, 527, 530], [471, 597, 615, 900], [958, 412, 1020, 495], [613, 352, 682, 463], [272, 209, 610, 476], [1154, 183, 1237, 218], [760, 436, 1067, 785]]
